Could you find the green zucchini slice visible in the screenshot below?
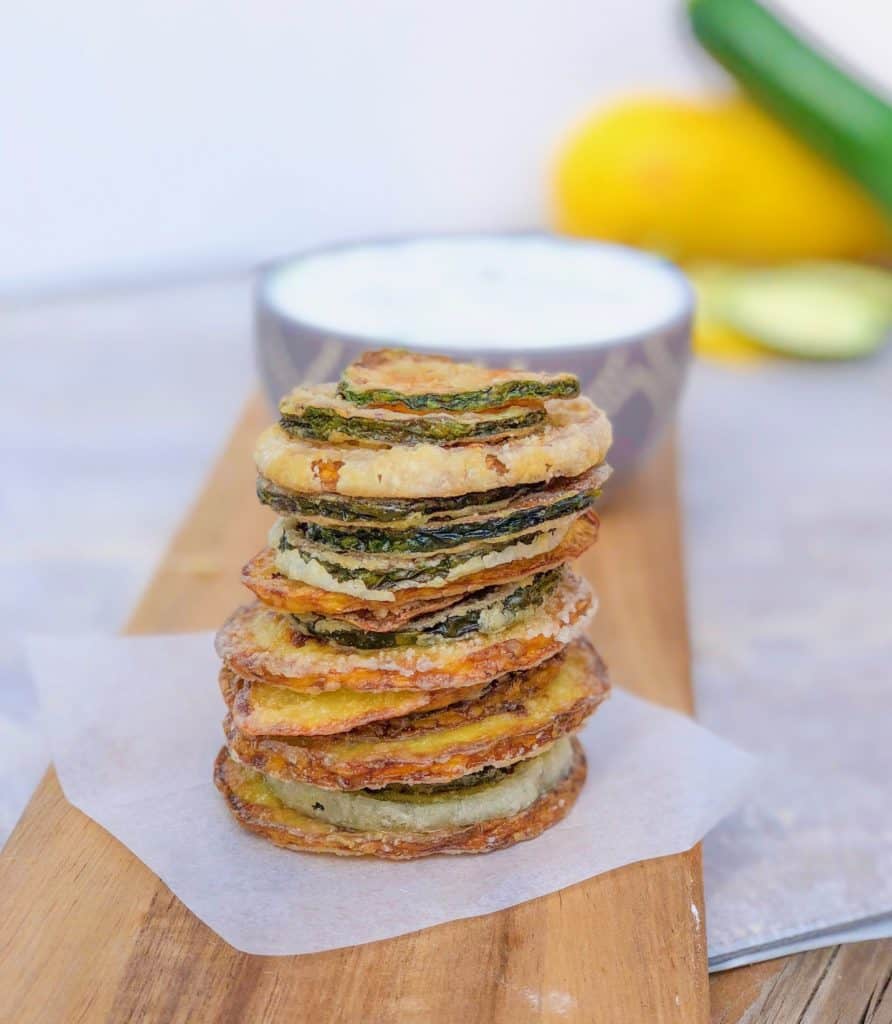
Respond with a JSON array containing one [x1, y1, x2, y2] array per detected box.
[[263, 737, 574, 828], [274, 522, 565, 591], [256, 464, 609, 528], [279, 383, 546, 446], [369, 762, 517, 799], [291, 569, 561, 650], [257, 476, 535, 524], [338, 349, 579, 412], [279, 489, 596, 555]]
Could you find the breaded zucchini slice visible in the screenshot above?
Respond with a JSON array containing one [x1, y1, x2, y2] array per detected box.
[[214, 737, 586, 858], [215, 571, 595, 693], [278, 487, 597, 555], [256, 475, 530, 525], [290, 569, 561, 650], [338, 349, 579, 412], [279, 383, 545, 446], [256, 464, 609, 529], [270, 516, 576, 599], [254, 398, 609, 499], [240, 510, 600, 616]]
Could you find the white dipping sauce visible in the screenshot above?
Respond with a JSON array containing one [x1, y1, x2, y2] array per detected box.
[[265, 235, 690, 351]]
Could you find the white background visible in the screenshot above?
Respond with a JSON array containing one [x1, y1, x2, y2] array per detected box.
[[3, 0, 890, 296]]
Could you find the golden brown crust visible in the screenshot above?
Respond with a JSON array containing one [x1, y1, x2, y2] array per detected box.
[[214, 739, 586, 859], [240, 511, 599, 621], [216, 572, 595, 694], [279, 382, 543, 446], [264, 464, 611, 534], [253, 398, 610, 499], [222, 640, 610, 790], [342, 348, 579, 403], [222, 667, 486, 737]]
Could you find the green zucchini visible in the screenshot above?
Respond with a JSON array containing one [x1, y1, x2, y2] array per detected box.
[[278, 385, 546, 446], [281, 404, 545, 445], [277, 526, 552, 590], [281, 490, 595, 555], [257, 474, 582, 526], [364, 763, 517, 799], [695, 262, 892, 359], [339, 349, 579, 412], [688, 0, 892, 214], [291, 569, 560, 650]]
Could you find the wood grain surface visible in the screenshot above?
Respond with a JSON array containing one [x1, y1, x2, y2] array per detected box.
[[710, 941, 892, 1024], [1, 395, 705, 1023]]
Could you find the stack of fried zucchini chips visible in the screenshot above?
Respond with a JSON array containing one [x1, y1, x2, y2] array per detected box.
[[214, 350, 613, 859]]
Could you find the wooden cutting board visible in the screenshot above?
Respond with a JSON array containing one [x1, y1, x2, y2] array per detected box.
[[0, 395, 709, 1023]]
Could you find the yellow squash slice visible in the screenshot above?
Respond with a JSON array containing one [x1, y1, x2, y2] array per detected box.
[[223, 638, 608, 789], [222, 668, 485, 737]]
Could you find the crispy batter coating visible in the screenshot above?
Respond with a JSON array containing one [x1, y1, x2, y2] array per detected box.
[[259, 464, 610, 531], [217, 572, 595, 693], [338, 349, 579, 412], [223, 639, 609, 790], [241, 510, 599, 620], [221, 667, 485, 737], [254, 398, 610, 499], [279, 383, 545, 447], [214, 738, 586, 859]]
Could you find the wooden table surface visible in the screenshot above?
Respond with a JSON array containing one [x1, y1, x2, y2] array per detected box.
[[1, 395, 889, 1023]]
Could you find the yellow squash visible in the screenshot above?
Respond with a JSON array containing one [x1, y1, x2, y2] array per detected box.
[[554, 96, 892, 262]]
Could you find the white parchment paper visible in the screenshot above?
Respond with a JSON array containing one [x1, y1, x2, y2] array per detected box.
[[27, 631, 755, 956]]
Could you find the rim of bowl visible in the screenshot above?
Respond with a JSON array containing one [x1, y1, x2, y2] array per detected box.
[[255, 231, 695, 353]]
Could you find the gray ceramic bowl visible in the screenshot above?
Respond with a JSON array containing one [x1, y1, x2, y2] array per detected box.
[[255, 234, 693, 478]]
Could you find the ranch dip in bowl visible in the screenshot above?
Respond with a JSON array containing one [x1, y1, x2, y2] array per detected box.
[[256, 234, 693, 476]]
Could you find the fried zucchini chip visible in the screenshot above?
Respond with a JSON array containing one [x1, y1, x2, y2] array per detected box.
[[241, 510, 599, 619], [214, 738, 585, 859], [272, 476, 603, 556], [279, 383, 545, 447], [223, 639, 608, 790], [254, 398, 610, 499], [289, 570, 560, 651], [217, 571, 595, 693], [257, 464, 610, 528], [270, 515, 576, 601], [338, 349, 579, 413], [222, 667, 485, 737]]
